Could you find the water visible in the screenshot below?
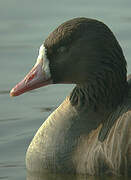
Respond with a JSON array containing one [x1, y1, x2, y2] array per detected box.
[[0, 0, 131, 179]]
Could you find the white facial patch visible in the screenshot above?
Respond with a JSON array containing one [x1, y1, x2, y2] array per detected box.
[[35, 44, 51, 79]]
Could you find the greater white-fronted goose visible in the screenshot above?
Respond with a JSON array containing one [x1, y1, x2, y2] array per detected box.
[[10, 17, 131, 176]]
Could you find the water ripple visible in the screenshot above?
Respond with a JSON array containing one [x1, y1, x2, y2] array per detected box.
[[0, 90, 10, 95], [0, 117, 21, 123], [35, 106, 56, 112], [0, 177, 8, 179], [0, 162, 24, 168]]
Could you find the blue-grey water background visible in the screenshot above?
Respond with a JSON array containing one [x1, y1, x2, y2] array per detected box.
[[0, 0, 131, 179]]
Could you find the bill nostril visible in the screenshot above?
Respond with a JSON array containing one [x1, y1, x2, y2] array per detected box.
[[25, 70, 37, 84], [28, 72, 37, 81]]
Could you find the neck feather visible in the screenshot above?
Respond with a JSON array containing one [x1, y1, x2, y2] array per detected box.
[[69, 71, 128, 111]]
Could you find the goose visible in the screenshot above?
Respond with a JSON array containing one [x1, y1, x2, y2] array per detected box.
[[10, 17, 131, 176]]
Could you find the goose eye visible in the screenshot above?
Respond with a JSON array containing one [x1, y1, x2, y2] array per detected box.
[[57, 46, 66, 53]]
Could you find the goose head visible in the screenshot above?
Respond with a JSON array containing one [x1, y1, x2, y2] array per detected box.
[[10, 18, 128, 110]]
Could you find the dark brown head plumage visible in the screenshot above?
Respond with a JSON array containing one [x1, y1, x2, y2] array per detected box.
[[44, 17, 128, 110]]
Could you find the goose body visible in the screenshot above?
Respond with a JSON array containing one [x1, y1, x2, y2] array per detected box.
[[26, 95, 131, 175], [10, 18, 131, 176]]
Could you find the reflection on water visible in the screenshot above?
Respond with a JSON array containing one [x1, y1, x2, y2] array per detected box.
[[26, 172, 130, 180]]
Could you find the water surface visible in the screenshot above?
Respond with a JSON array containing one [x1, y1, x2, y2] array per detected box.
[[0, 0, 131, 179]]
